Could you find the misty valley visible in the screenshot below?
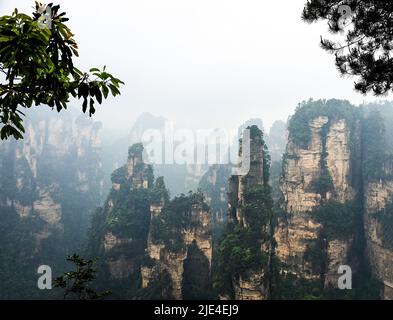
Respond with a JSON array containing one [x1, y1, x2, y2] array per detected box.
[[2, 0, 393, 304], [1, 100, 393, 300]]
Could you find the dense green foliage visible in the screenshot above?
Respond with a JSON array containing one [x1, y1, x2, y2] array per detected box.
[[288, 99, 357, 148], [214, 125, 277, 297], [313, 201, 356, 241], [217, 222, 269, 278], [309, 169, 334, 196], [271, 270, 324, 300], [94, 145, 155, 242], [105, 187, 151, 240], [249, 125, 271, 184], [139, 189, 212, 299], [110, 165, 128, 185], [243, 185, 275, 231], [0, 3, 123, 139], [150, 176, 170, 205], [86, 144, 158, 298], [307, 121, 334, 196], [215, 184, 276, 297], [151, 191, 209, 252]]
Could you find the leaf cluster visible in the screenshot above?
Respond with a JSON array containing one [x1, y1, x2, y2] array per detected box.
[[0, 3, 124, 139]]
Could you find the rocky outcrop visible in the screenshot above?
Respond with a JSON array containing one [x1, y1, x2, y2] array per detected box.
[[274, 101, 393, 299], [277, 115, 355, 283], [224, 125, 272, 300], [141, 200, 212, 299], [90, 144, 214, 298], [275, 214, 322, 276], [0, 110, 104, 299], [280, 117, 328, 213], [0, 111, 103, 241], [325, 239, 351, 286], [365, 181, 393, 300], [98, 144, 153, 280], [228, 127, 265, 228], [326, 120, 355, 203], [280, 117, 354, 213], [33, 190, 62, 226], [232, 272, 265, 300]]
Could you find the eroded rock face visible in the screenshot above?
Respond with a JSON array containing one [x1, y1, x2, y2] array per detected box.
[[365, 181, 393, 299], [224, 126, 271, 300], [281, 116, 327, 213], [0, 111, 103, 247], [326, 120, 355, 203], [100, 144, 153, 280], [325, 239, 351, 286], [33, 190, 62, 226], [232, 271, 265, 300], [104, 232, 132, 252], [228, 129, 265, 228], [275, 214, 322, 276], [277, 117, 354, 282], [0, 111, 104, 298], [142, 204, 212, 299]]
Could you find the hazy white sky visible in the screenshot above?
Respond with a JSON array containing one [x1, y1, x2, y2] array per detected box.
[[1, 0, 385, 133]]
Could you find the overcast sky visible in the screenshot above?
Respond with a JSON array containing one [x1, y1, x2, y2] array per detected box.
[[1, 0, 385, 133]]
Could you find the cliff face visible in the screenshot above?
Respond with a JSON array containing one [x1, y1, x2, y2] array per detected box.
[[364, 180, 393, 299], [276, 107, 356, 286], [280, 117, 354, 213], [228, 127, 265, 228], [280, 116, 327, 213], [141, 198, 212, 299], [275, 100, 393, 299], [221, 125, 273, 300], [0, 112, 102, 222], [90, 143, 213, 299], [325, 120, 355, 203], [92, 144, 153, 284], [0, 110, 103, 299]]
